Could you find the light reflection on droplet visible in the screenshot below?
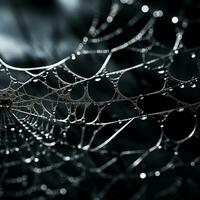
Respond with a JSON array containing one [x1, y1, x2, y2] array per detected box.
[[155, 171, 160, 176], [34, 158, 39, 162], [140, 172, 147, 179], [107, 16, 113, 23], [153, 10, 163, 17], [141, 5, 149, 13], [140, 114, 148, 120], [95, 77, 101, 82], [172, 16, 179, 24], [191, 53, 196, 58], [177, 107, 184, 112], [191, 83, 196, 88], [180, 84, 185, 89], [71, 54, 76, 60], [174, 50, 179, 54], [60, 188, 67, 195], [33, 79, 39, 83]]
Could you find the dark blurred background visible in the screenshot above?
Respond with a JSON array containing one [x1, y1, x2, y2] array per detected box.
[[0, 0, 97, 67]]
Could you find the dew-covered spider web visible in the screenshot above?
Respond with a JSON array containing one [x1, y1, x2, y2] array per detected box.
[[0, 0, 200, 199]]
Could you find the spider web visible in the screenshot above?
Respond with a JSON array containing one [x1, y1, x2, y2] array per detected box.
[[0, 0, 200, 199]]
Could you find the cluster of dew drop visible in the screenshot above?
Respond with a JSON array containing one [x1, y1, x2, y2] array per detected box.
[[0, 0, 200, 199]]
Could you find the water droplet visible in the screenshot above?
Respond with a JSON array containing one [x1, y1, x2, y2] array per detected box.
[[60, 188, 67, 195], [140, 172, 147, 179], [174, 50, 179, 54], [5, 149, 10, 155], [140, 114, 148, 120], [158, 70, 165, 74], [95, 77, 101, 82], [82, 145, 90, 150], [15, 148, 19, 151], [191, 53, 196, 58], [71, 54, 76, 60], [118, 120, 122, 124], [107, 16, 113, 23], [83, 37, 88, 43], [141, 5, 149, 13], [68, 88, 72, 92], [155, 171, 160, 176], [139, 95, 144, 99], [120, 0, 133, 4], [177, 107, 184, 112], [33, 79, 39, 83], [153, 10, 163, 17], [182, 21, 188, 28], [174, 151, 178, 155], [24, 158, 32, 163], [180, 84, 185, 89], [191, 83, 196, 88], [172, 16, 179, 24], [76, 51, 81, 55], [41, 184, 47, 191], [34, 158, 39, 162], [63, 156, 70, 161]]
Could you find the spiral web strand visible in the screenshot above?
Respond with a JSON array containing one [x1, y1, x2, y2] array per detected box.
[[0, 0, 200, 199]]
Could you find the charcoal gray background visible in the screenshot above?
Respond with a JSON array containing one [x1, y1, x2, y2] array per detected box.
[[0, 0, 200, 200]]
